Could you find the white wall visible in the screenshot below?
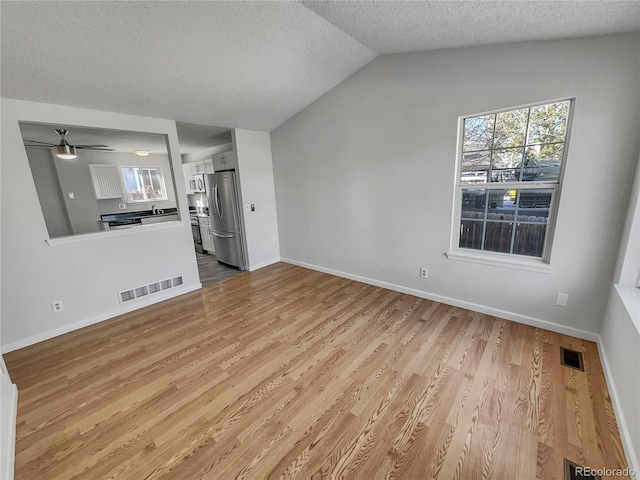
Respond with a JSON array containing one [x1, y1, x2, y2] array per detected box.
[[181, 143, 233, 163], [271, 34, 640, 338], [0, 115, 17, 477], [27, 148, 71, 237], [599, 153, 640, 475], [1, 99, 200, 351], [600, 288, 640, 476], [233, 129, 280, 270], [0, 356, 17, 480]]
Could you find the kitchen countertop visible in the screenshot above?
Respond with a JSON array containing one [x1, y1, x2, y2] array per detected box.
[[101, 207, 179, 222]]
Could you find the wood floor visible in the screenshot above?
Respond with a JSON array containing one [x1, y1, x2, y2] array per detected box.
[[196, 251, 245, 285], [4, 263, 629, 479]]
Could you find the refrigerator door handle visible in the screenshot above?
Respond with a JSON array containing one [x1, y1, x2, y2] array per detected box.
[[211, 231, 234, 238], [213, 184, 223, 221]]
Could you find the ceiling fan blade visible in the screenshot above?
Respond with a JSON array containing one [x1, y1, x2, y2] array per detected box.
[[24, 139, 57, 146], [24, 144, 57, 148], [76, 146, 115, 151]]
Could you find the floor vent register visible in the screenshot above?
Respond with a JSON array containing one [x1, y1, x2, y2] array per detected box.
[[560, 347, 584, 371], [564, 459, 601, 480]]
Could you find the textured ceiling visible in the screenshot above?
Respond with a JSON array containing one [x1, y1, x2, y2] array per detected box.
[[0, 1, 376, 133], [2, 1, 639, 138], [303, 1, 640, 54]]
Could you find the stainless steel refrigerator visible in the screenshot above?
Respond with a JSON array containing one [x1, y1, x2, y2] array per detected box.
[[204, 171, 246, 270]]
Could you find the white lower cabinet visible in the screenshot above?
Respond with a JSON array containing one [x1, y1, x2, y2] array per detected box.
[[199, 216, 215, 253]]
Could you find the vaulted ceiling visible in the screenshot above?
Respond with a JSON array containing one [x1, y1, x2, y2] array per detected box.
[[2, 1, 639, 134]]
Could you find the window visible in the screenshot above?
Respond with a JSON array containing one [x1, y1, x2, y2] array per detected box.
[[121, 167, 167, 203], [452, 99, 573, 263]]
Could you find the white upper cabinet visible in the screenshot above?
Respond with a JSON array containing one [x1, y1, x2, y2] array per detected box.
[[182, 164, 195, 194], [212, 151, 237, 171], [203, 158, 215, 174], [89, 164, 125, 199]]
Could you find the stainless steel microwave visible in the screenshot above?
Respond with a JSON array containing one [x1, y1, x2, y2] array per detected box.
[[189, 175, 206, 193]]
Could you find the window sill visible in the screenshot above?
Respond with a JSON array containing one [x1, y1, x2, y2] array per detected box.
[[614, 284, 640, 334], [44, 220, 185, 246], [445, 250, 552, 273]]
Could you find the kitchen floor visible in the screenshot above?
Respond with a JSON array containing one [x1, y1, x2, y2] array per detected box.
[[196, 252, 245, 285]]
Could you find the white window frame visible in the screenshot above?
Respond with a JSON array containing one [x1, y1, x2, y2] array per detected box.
[[121, 166, 168, 204], [447, 98, 575, 272]]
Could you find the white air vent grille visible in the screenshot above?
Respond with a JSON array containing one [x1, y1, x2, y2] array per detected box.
[[118, 274, 184, 304], [135, 286, 149, 298], [120, 290, 135, 303]]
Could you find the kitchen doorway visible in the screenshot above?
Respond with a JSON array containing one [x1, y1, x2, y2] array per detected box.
[[196, 252, 245, 285]]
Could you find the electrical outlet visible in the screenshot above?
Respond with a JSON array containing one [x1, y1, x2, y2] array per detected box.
[[556, 293, 569, 307], [274, 243, 278, 250], [51, 300, 64, 312], [118, 203, 126, 210], [420, 267, 428, 278], [68, 192, 75, 199]]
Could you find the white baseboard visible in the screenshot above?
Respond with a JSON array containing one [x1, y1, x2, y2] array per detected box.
[[596, 338, 639, 479], [248, 257, 281, 272], [280, 257, 599, 342], [1, 283, 202, 353]]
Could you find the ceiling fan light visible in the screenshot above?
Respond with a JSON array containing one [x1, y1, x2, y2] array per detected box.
[[56, 144, 77, 160], [134, 149, 150, 156]]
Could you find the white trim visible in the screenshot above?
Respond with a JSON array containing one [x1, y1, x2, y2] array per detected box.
[[0, 354, 17, 480], [614, 284, 640, 334], [1, 384, 17, 480], [1, 283, 202, 353], [44, 220, 186, 246], [280, 257, 597, 341], [247, 257, 281, 272], [596, 337, 639, 480], [451, 98, 575, 266], [446, 250, 552, 273]]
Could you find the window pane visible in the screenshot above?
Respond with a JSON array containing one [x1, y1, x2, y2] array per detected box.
[[457, 188, 552, 258], [487, 189, 515, 219], [461, 189, 486, 218], [463, 114, 495, 152], [459, 220, 483, 249], [522, 144, 563, 182], [483, 222, 514, 253], [517, 188, 553, 211], [490, 148, 524, 182], [526, 101, 569, 145], [513, 223, 547, 257], [121, 167, 167, 202], [493, 108, 528, 148], [513, 188, 552, 256], [461, 151, 490, 184]]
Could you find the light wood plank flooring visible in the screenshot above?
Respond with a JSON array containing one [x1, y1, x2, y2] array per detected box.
[[4, 263, 629, 479]]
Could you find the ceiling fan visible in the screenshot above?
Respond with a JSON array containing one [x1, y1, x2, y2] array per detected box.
[[23, 128, 114, 159]]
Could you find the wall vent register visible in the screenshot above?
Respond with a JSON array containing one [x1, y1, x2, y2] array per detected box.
[[119, 276, 183, 303], [560, 347, 584, 371]]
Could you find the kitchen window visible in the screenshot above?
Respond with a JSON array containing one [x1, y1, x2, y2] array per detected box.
[[121, 166, 167, 203], [450, 99, 573, 267]]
